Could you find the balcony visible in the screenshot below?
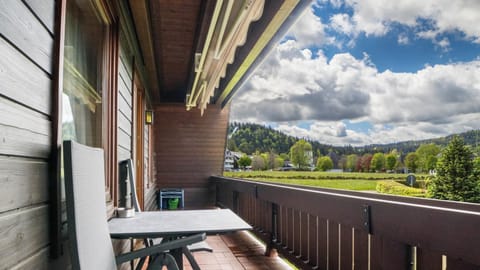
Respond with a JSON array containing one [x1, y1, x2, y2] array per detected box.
[[211, 176, 480, 270]]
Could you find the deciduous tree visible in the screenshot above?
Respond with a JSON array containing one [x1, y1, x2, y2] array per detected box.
[[405, 152, 419, 173], [416, 143, 440, 172], [316, 156, 333, 171], [360, 154, 373, 172], [290, 140, 313, 169], [346, 154, 358, 172], [251, 155, 265, 171], [274, 157, 285, 169], [385, 153, 397, 171], [371, 153, 385, 172], [238, 154, 251, 169]]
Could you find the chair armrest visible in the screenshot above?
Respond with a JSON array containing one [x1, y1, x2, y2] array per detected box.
[[115, 233, 206, 265]]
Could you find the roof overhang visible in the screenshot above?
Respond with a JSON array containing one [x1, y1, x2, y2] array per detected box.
[[128, 0, 312, 114]]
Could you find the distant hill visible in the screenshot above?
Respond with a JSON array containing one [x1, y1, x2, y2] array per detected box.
[[227, 122, 480, 157], [227, 122, 344, 156]]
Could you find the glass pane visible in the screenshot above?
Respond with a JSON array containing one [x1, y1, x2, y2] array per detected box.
[[62, 0, 105, 147]]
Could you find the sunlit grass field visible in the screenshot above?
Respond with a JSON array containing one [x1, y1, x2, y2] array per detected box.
[[223, 171, 427, 191]]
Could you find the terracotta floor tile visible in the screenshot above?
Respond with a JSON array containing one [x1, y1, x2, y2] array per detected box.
[[178, 231, 293, 270]]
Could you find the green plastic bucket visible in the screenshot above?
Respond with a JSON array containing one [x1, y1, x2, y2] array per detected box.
[[168, 198, 179, 210]]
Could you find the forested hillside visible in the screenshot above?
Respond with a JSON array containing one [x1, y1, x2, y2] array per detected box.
[[227, 122, 480, 156], [227, 122, 347, 156]]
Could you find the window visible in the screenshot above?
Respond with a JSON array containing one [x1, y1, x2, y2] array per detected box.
[[62, 0, 107, 147], [60, 0, 117, 201]]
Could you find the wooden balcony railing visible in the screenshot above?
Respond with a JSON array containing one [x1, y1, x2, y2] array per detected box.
[[211, 176, 480, 270]]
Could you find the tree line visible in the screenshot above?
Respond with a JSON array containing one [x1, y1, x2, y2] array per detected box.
[[231, 131, 480, 202], [228, 122, 480, 172]]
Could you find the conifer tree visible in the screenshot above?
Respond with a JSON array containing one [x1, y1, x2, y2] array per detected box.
[[428, 136, 480, 202]]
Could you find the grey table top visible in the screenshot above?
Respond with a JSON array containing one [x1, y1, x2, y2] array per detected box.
[[109, 209, 252, 239]]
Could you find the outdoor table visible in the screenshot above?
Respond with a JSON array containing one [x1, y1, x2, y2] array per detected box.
[[108, 209, 252, 269]]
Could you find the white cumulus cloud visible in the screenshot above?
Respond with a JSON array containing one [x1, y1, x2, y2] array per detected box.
[[330, 0, 480, 43], [229, 1, 480, 146], [231, 38, 480, 145], [287, 6, 334, 48]]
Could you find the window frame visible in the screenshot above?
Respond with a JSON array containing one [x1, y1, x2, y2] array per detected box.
[[51, 0, 118, 258]]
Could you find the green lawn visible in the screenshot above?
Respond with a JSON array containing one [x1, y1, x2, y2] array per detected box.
[[243, 178, 378, 191], [223, 171, 426, 191]]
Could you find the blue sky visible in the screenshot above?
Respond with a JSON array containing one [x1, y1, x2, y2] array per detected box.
[[230, 0, 480, 146]]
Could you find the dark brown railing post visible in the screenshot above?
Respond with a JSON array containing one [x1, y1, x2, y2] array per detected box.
[[211, 176, 480, 269], [266, 203, 279, 256], [232, 190, 239, 214]]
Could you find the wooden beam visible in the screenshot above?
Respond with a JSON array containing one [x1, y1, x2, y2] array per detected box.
[[128, 0, 159, 105], [117, 0, 153, 104]]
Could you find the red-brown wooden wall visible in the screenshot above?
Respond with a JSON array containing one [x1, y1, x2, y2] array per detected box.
[[153, 104, 230, 208]]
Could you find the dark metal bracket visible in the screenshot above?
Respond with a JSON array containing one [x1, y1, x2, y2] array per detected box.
[[363, 205, 372, 234]]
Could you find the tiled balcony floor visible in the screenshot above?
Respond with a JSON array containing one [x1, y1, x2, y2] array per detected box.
[[182, 231, 293, 270]]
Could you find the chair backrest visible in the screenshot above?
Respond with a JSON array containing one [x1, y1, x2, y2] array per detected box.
[[64, 140, 116, 270]]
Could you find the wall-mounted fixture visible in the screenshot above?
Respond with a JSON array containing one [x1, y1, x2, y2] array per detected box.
[[145, 110, 154, 125]]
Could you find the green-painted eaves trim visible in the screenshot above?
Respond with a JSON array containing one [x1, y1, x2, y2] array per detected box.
[[217, 0, 300, 105]]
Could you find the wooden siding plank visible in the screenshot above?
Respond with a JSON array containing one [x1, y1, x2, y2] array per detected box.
[[279, 206, 287, 249], [340, 224, 353, 270], [286, 208, 294, 253], [369, 234, 410, 270], [154, 105, 230, 208], [0, 0, 53, 73], [380, 238, 410, 270], [299, 211, 309, 262], [183, 187, 216, 209], [0, 206, 49, 269], [118, 58, 133, 95], [0, 98, 51, 158], [0, 157, 48, 213], [292, 210, 301, 257], [0, 37, 52, 115], [118, 112, 132, 136], [0, 126, 50, 158], [155, 143, 228, 151], [306, 214, 318, 267], [23, 0, 55, 34], [317, 218, 328, 270], [118, 128, 131, 152], [118, 79, 133, 108], [119, 40, 133, 80], [10, 246, 50, 270], [144, 187, 158, 211], [118, 103, 132, 127], [117, 36, 133, 216], [369, 234, 383, 270], [0, 96, 50, 135], [417, 248, 443, 270], [353, 229, 369, 270], [328, 221, 339, 270], [118, 145, 131, 161], [447, 257, 479, 270], [155, 143, 227, 152], [118, 91, 132, 120]]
